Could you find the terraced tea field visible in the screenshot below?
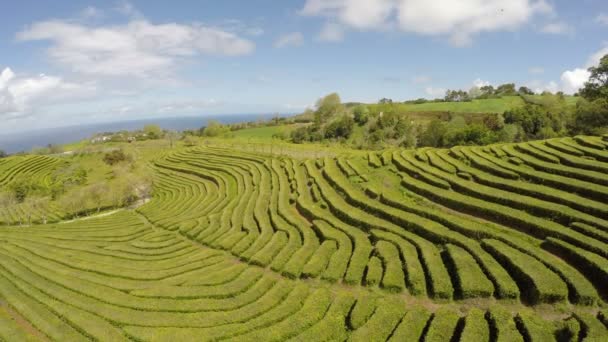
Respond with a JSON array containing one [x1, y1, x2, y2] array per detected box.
[[1, 135, 608, 341], [0, 155, 69, 225]]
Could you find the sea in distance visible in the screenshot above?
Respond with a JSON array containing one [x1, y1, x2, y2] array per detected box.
[[0, 113, 290, 154]]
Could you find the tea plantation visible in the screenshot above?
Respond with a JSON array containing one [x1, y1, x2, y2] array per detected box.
[[1, 135, 608, 341]]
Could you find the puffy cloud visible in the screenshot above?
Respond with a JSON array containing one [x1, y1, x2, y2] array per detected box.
[[559, 46, 608, 94], [526, 79, 559, 94], [16, 19, 255, 78], [274, 32, 304, 48], [473, 78, 491, 88], [560, 69, 591, 94], [318, 23, 345, 42], [301, 0, 552, 45], [0, 67, 95, 117]]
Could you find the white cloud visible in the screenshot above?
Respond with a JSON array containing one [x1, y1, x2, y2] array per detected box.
[[595, 13, 608, 26], [529, 67, 544, 74], [17, 19, 255, 78], [586, 46, 608, 68], [540, 21, 573, 35], [0, 67, 95, 117], [473, 78, 491, 88], [274, 32, 304, 48], [526, 79, 559, 94], [318, 23, 345, 42], [301, 0, 552, 46], [560, 69, 590, 94], [559, 46, 608, 94], [425, 86, 446, 98]]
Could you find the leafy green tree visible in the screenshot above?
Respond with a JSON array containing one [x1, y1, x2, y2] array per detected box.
[[518, 86, 534, 95], [291, 126, 311, 143], [0, 150, 6, 158], [419, 120, 448, 147], [572, 98, 608, 134], [144, 124, 162, 139], [201, 120, 229, 137], [579, 54, 608, 101], [496, 83, 517, 95], [315, 93, 343, 124], [353, 105, 370, 125], [571, 54, 608, 134], [325, 115, 355, 139], [480, 85, 495, 97], [504, 104, 551, 138], [103, 149, 129, 166]]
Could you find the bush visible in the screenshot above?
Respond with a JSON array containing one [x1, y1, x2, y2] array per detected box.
[[103, 149, 129, 165]]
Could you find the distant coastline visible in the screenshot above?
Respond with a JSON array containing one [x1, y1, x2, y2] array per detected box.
[[0, 114, 291, 154]]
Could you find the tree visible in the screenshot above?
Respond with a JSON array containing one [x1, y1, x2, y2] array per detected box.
[[419, 120, 447, 147], [518, 86, 534, 95], [88, 183, 110, 213], [572, 98, 608, 134], [103, 149, 129, 165], [0, 150, 6, 158], [315, 93, 343, 124], [166, 130, 181, 148], [353, 105, 370, 125], [468, 86, 482, 99], [324, 115, 354, 139], [291, 126, 311, 143], [504, 104, 551, 138], [378, 98, 393, 104], [143, 124, 162, 139], [444, 90, 470, 102], [480, 85, 495, 97], [201, 120, 229, 137], [572, 54, 608, 134], [496, 83, 517, 96], [579, 54, 608, 101]]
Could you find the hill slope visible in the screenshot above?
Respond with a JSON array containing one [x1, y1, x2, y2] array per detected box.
[[0, 135, 607, 340]]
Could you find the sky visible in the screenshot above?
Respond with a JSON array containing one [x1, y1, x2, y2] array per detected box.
[[1, 0, 607, 134]]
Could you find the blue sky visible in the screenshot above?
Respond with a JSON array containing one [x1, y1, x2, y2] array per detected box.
[[1, 0, 607, 133]]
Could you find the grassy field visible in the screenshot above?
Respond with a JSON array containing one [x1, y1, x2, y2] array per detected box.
[[366, 95, 579, 115], [230, 125, 298, 140], [384, 95, 526, 113], [0, 134, 607, 340]]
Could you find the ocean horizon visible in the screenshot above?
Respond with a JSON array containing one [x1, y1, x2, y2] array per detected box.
[[0, 113, 291, 154]]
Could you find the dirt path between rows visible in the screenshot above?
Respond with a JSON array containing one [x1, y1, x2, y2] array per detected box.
[[0, 299, 49, 341]]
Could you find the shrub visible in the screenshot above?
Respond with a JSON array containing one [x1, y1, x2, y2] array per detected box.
[[103, 149, 129, 165]]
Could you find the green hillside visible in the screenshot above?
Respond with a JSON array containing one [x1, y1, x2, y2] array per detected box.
[[371, 95, 528, 113], [0, 134, 607, 340]]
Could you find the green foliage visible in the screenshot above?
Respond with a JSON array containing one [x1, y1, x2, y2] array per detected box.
[[201, 120, 230, 137], [103, 149, 130, 165], [353, 105, 370, 125], [143, 124, 162, 139], [579, 54, 608, 101], [324, 115, 354, 139], [572, 98, 608, 134], [315, 92, 343, 124]]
